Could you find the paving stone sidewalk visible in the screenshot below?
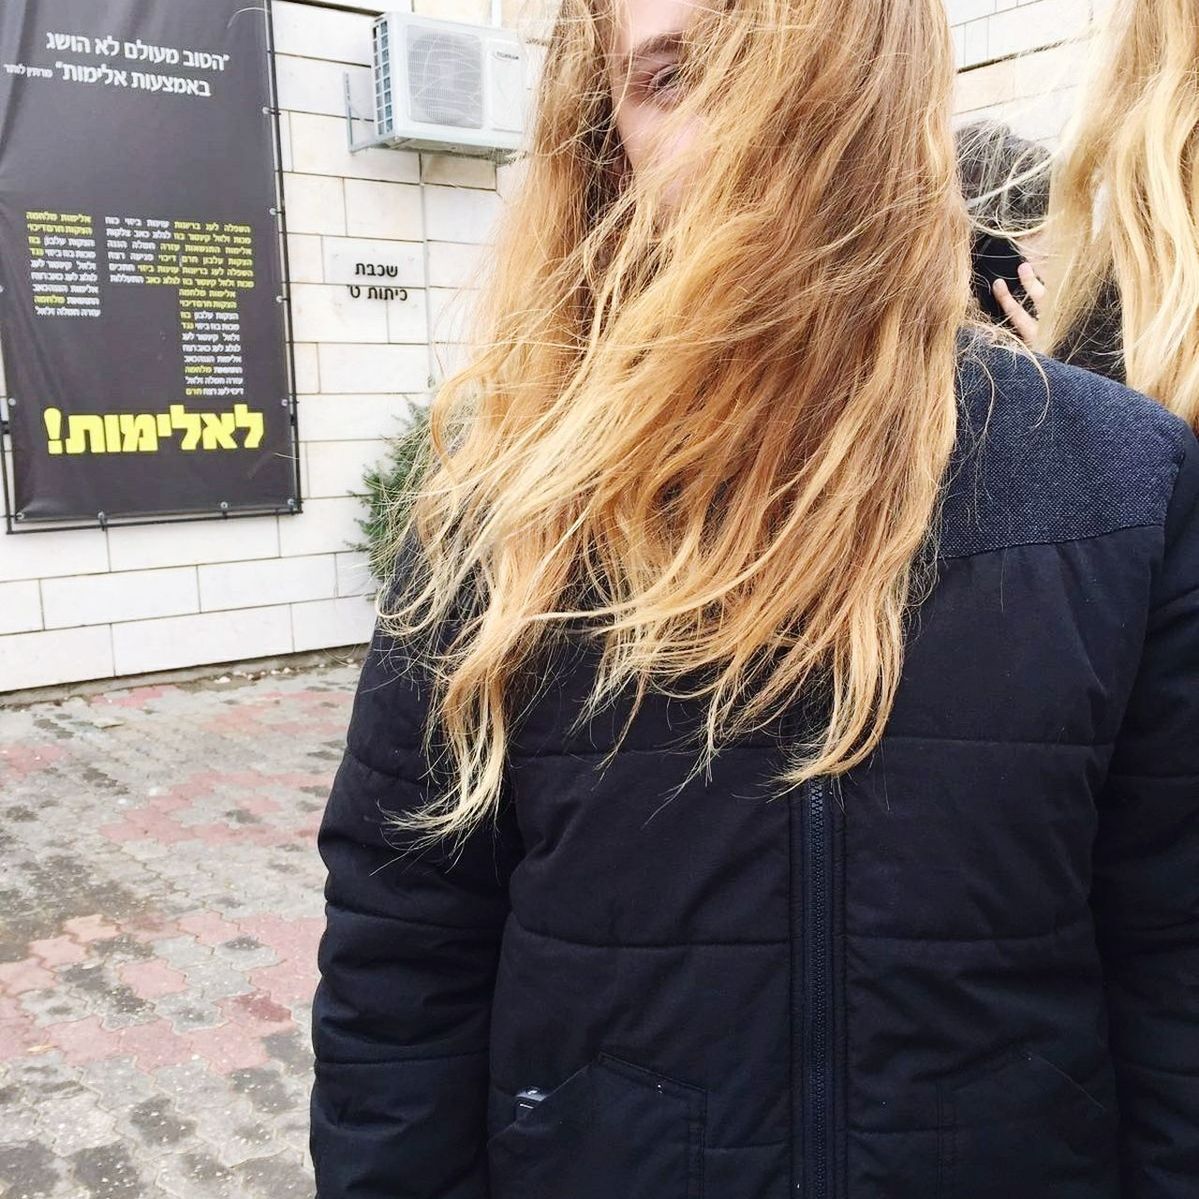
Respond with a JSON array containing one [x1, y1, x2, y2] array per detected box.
[[0, 656, 365, 1198]]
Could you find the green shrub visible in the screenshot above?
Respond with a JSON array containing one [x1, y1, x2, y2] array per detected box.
[[355, 398, 433, 585]]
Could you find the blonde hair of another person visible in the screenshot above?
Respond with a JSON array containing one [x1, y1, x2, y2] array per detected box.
[[1038, 0, 1199, 429], [372, 0, 1004, 849]]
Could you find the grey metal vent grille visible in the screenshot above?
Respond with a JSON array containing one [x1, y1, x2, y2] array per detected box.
[[406, 28, 484, 129], [372, 17, 394, 135]]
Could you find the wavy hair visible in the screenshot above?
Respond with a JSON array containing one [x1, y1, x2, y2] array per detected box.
[[374, 0, 976, 847], [1038, 0, 1199, 429]]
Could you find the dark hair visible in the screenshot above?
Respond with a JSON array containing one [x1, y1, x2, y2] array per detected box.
[[955, 119, 1050, 232]]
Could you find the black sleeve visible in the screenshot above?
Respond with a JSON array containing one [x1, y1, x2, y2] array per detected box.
[[1091, 426, 1199, 1195], [309, 602, 524, 1198], [1053, 277, 1127, 385]]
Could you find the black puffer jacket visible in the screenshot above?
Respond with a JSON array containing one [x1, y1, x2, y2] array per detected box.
[[310, 335, 1199, 1199]]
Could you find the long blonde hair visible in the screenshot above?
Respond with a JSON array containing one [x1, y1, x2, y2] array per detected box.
[[377, 0, 975, 847], [1038, 0, 1199, 429]]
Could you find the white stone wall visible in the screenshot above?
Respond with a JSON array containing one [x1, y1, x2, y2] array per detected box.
[[0, 0, 541, 693], [950, 0, 1112, 144], [0, 0, 1098, 693]]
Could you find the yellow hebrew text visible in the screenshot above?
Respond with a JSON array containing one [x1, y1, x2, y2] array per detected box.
[[42, 404, 265, 454]]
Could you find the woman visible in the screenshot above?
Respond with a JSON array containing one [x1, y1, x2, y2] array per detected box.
[[991, 0, 1199, 427], [309, 0, 1199, 1194]]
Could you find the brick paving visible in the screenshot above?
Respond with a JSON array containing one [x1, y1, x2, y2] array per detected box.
[[0, 658, 364, 1198]]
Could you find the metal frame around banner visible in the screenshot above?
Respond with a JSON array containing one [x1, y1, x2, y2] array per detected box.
[[0, 0, 303, 534]]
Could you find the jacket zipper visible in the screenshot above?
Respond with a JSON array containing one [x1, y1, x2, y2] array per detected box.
[[803, 775, 834, 1198]]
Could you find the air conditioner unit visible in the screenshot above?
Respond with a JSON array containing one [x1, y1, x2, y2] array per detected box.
[[366, 12, 526, 161]]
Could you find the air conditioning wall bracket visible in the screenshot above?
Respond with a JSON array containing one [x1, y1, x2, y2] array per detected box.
[[344, 72, 397, 154]]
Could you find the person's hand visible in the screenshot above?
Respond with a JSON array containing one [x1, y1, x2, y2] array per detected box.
[[992, 261, 1045, 344]]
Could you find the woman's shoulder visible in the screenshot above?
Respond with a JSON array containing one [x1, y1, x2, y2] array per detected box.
[[940, 330, 1193, 559]]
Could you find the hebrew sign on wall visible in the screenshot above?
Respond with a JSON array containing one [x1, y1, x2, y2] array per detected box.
[[0, 0, 297, 527]]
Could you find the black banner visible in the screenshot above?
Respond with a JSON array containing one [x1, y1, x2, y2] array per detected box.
[[0, 0, 298, 528]]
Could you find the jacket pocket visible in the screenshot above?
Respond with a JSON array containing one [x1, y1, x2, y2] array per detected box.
[[487, 1051, 706, 1199], [935, 1043, 1119, 1199]]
